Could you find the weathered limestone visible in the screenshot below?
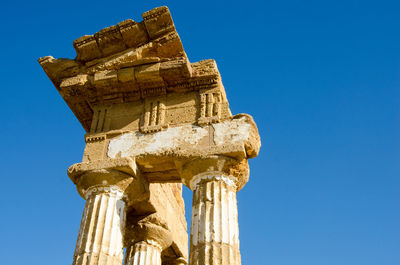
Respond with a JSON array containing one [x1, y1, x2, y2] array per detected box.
[[124, 215, 172, 265], [190, 178, 240, 265], [68, 158, 136, 265], [126, 241, 162, 265], [39, 6, 261, 265], [180, 156, 248, 265], [73, 186, 127, 265]]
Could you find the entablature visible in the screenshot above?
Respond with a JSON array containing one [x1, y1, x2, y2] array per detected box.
[[80, 114, 260, 186], [38, 6, 228, 132]]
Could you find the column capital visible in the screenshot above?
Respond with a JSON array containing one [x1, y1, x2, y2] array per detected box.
[[179, 155, 249, 191], [84, 185, 126, 200], [67, 157, 138, 199], [125, 214, 173, 251]]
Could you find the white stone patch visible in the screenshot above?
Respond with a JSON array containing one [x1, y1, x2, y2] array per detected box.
[[108, 125, 208, 158], [107, 118, 252, 158], [107, 133, 133, 158], [182, 126, 209, 145], [190, 174, 236, 190], [213, 117, 251, 146]]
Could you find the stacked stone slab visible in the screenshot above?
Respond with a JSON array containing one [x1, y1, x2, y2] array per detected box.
[[39, 6, 261, 265]]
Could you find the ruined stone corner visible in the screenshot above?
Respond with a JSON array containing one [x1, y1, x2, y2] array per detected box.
[[233, 113, 261, 158]]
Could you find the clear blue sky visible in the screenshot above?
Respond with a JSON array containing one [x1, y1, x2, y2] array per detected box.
[[1, 1, 399, 264]]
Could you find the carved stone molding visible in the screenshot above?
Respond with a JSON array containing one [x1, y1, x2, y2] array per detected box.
[[39, 6, 261, 265], [140, 95, 168, 133], [180, 155, 249, 192], [198, 91, 222, 125], [84, 184, 126, 200]]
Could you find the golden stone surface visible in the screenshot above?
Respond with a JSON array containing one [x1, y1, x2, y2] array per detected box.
[[39, 6, 261, 265]]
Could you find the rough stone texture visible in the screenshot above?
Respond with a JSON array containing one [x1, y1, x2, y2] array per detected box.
[[125, 241, 162, 265], [39, 6, 261, 265], [67, 158, 137, 198], [124, 215, 173, 265], [189, 176, 240, 265], [73, 186, 126, 265], [181, 156, 243, 265], [38, 6, 221, 132]]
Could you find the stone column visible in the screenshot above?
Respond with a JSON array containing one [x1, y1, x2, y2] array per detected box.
[[68, 158, 137, 265], [125, 240, 162, 265], [124, 217, 173, 265], [181, 156, 249, 265], [73, 186, 127, 265]]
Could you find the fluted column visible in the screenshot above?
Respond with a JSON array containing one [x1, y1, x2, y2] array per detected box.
[[68, 158, 137, 265], [73, 185, 127, 265], [125, 240, 162, 265], [180, 156, 249, 265], [189, 175, 240, 265], [124, 217, 173, 265]]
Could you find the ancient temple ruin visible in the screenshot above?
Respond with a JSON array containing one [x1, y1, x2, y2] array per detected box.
[[39, 6, 261, 265]]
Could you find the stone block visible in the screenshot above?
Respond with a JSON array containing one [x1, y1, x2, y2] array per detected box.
[[59, 74, 91, 99], [118, 20, 149, 48], [142, 6, 175, 39], [60, 74, 91, 88], [155, 32, 185, 59], [147, 183, 188, 258], [38, 56, 81, 86], [135, 62, 163, 83], [95, 25, 126, 57], [94, 70, 118, 88], [160, 57, 192, 84], [118, 67, 136, 83], [73, 35, 102, 62]]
